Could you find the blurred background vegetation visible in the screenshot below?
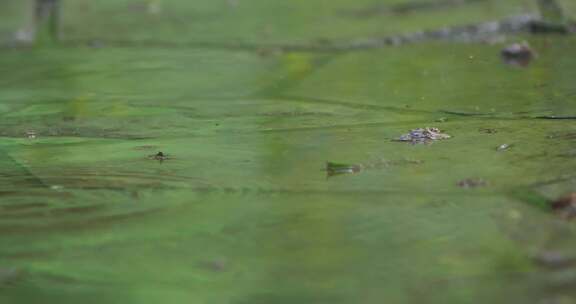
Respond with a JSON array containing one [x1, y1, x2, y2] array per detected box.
[[0, 0, 574, 46]]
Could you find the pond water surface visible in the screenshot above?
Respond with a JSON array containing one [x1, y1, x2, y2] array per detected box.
[[1, 1, 576, 303]]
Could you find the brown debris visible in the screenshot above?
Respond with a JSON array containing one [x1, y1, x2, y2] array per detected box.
[[457, 178, 488, 188], [479, 128, 498, 134], [148, 151, 169, 161], [551, 193, 576, 219], [396, 127, 451, 143], [501, 42, 536, 67]]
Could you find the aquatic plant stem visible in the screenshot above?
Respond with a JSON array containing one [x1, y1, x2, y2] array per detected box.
[[34, 0, 61, 44]]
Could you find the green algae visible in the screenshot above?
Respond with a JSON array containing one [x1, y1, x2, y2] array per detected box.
[[0, 1, 576, 304]]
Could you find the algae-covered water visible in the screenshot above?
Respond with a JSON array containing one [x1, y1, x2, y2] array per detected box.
[[1, 1, 576, 303]]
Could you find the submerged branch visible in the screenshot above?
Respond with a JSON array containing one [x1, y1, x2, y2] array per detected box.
[[341, 0, 489, 18], [5, 12, 573, 52], [535, 115, 576, 120]]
